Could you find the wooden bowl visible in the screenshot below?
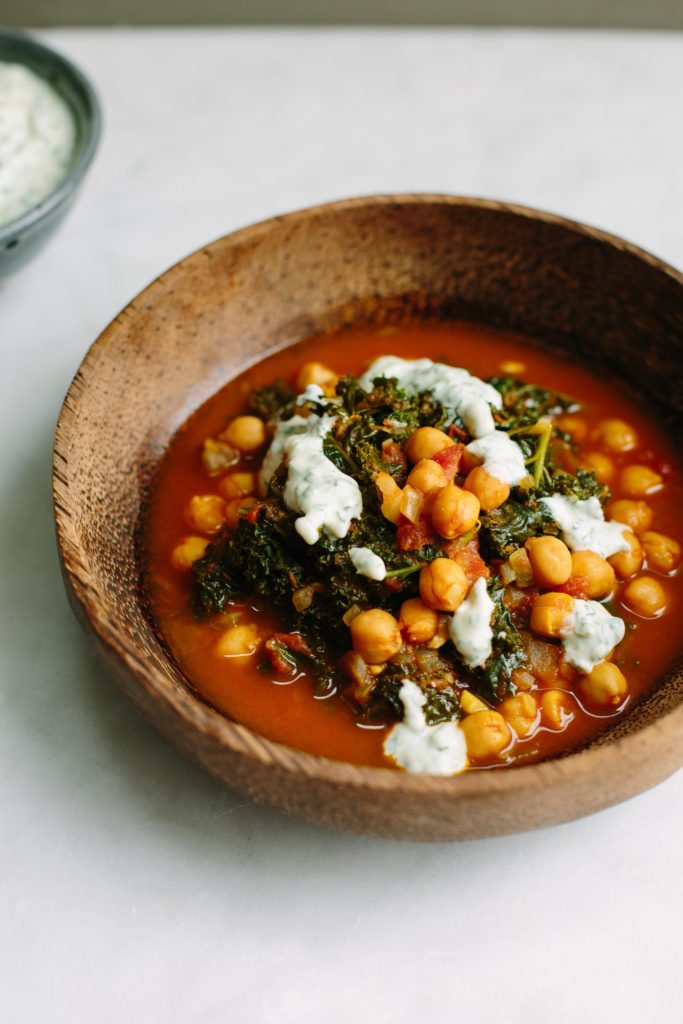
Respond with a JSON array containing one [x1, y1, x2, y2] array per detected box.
[[53, 195, 683, 841]]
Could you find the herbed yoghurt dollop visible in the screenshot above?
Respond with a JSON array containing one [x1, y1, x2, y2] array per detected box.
[[0, 61, 76, 228]]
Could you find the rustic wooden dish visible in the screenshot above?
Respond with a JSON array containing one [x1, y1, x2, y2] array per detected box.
[[53, 195, 683, 841]]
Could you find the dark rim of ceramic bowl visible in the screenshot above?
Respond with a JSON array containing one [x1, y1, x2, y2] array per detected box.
[[0, 28, 101, 243]]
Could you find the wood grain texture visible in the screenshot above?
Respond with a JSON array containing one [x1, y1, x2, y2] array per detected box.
[[53, 195, 683, 841]]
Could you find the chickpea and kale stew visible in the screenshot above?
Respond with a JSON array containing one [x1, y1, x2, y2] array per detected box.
[[145, 323, 683, 774]]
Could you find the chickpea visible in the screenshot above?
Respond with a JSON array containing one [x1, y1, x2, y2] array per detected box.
[[579, 451, 615, 484], [171, 535, 209, 571], [219, 470, 257, 501], [530, 592, 574, 639], [419, 558, 469, 612], [225, 495, 258, 529], [592, 418, 638, 453], [555, 414, 588, 444], [461, 711, 511, 761], [620, 464, 663, 498], [559, 659, 578, 684], [185, 494, 226, 535], [608, 531, 643, 579], [641, 531, 682, 575], [540, 690, 574, 730], [578, 662, 628, 707], [426, 615, 450, 650], [461, 448, 480, 474], [570, 550, 616, 599], [220, 415, 267, 453], [404, 426, 454, 464], [398, 598, 439, 644], [622, 575, 667, 617], [406, 459, 448, 495], [463, 466, 510, 512], [215, 623, 261, 658], [431, 484, 480, 539], [350, 608, 402, 664], [460, 690, 489, 714], [296, 361, 338, 392], [525, 536, 572, 588], [211, 609, 246, 630], [375, 471, 403, 524], [499, 693, 539, 738], [382, 491, 403, 524], [607, 499, 653, 535], [499, 359, 526, 375]]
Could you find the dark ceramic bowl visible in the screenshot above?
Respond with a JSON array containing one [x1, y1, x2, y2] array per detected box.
[[0, 29, 101, 278], [53, 195, 683, 841]]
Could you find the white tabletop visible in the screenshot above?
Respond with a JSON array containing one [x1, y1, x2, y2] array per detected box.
[[2, 27, 682, 1023]]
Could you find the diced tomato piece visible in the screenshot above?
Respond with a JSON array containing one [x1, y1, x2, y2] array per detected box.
[[265, 642, 294, 675], [526, 637, 562, 685], [271, 632, 312, 656], [445, 539, 490, 585], [504, 586, 533, 611], [381, 439, 407, 474], [396, 516, 437, 551], [447, 425, 469, 442], [432, 443, 464, 480], [504, 586, 537, 628], [557, 574, 590, 600], [246, 502, 262, 523], [265, 632, 312, 674]]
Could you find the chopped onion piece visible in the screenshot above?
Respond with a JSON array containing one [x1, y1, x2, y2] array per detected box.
[[399, 484, 425, 523]]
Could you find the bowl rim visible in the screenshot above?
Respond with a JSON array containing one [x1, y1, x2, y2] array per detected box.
[[54, 192, 683, 799], [0, 27, 102, 243]]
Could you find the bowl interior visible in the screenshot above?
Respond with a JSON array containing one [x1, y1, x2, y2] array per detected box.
[[53, 196, 683, 839]]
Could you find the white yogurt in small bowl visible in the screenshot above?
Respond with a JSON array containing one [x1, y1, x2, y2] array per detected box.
[[0, 61, 76, 229], [0, 30, 100, 277]]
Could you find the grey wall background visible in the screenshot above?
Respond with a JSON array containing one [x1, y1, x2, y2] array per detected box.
[[4, 0, 683, 29]]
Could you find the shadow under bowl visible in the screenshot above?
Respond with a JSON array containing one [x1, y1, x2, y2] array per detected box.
[[53, 194, 683, 841], [0, 29, 101, 278]]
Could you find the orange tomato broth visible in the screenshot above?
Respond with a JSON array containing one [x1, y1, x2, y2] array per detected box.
[[144, 321, 683, 770]]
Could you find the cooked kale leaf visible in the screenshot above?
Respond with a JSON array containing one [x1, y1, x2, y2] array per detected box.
[[229, 518, 307, 604], [489, 376, 575, 429], [336, 375, 418, 427], [479, 499, 558, 560], [191, 545, 240, 618], [476, 579, 526, 700], [321, 434, 355, 474], [422, 686, 463, 725], [360, 646, 462, 724], [543, 468, 609, 504], [248, 379, 295, 421], [192, 513, 307, 619]]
